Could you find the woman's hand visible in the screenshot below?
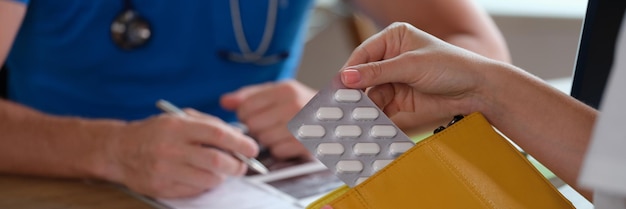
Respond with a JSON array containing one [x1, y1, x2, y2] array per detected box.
[[340, 22, 596, 200], [340, 22, 504, 123]]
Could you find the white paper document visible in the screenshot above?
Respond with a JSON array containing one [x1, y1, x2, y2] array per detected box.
[[149, 160, 342, 209], [159, 178, 301, 209]]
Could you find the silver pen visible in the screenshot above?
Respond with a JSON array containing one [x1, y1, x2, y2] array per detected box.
[[156, 99, 269, 174]]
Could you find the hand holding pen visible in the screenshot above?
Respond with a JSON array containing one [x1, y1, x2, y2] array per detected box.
[[156, 99, 269, 174], [102, 100, 263, 198]]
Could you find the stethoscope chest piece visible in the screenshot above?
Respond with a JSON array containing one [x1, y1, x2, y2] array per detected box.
[[110, 2, 152, 50]]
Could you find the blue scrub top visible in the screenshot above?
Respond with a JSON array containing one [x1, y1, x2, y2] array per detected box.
[[6, 0, 314, 122]]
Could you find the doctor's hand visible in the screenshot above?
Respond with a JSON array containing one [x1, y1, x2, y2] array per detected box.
[[102, 109, 258, 198], [340, 22, 505, 122], [221, 80, 314, 160]]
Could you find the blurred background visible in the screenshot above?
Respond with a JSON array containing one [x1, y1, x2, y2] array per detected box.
[[298, 0, 588, 90]]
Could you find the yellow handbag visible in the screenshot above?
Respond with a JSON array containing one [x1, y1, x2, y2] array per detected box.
[[307, 112, 575, 209]]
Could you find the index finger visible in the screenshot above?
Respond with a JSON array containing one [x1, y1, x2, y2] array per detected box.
[[343, 22, 414, 68], [183, 111, 259, 157]]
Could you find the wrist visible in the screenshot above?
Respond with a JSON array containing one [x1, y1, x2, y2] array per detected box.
[[74, 118, 127, 184], [475, 61, 530, 121]]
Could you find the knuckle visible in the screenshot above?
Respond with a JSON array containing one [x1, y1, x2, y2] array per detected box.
[[389, 22, 411, 31], [353, 45, 367, 59], [369, 62, 384, 78], [210, 127, 226, 143], [159, 115, 184, 132], [207, 150, 223, 169]]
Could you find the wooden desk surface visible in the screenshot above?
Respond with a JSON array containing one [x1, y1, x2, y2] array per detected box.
[[0, 174, 157, 209]]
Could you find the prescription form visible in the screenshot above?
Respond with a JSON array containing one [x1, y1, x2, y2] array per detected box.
[[141, 160, 340, 209]]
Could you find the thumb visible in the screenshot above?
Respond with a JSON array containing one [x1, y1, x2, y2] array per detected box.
[[220, 91, 245, 111], [340, 54, 418, 89], [220, 82, 274, 111]]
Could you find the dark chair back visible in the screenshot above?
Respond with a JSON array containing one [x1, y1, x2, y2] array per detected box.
[[1, 65, 8, 99]]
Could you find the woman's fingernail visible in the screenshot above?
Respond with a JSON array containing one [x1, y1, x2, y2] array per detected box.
[[341, 69, 361, 85]]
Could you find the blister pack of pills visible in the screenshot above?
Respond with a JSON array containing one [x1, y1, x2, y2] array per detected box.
[[287, 75, 415, 187]]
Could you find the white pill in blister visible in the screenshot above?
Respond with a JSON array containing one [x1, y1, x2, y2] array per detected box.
[[316, 143, 345, 156], [353, 143, 380, 155], [370, 125, 397, 138], [316, 107, 343, 120], [389, 142, 414, 156], [287, 79, 419, 188], [335, 125, 362, 138], [298, 125, 325, 138], [356, 177, 368, 185], [334, 89, 361, 102], [336, 160, 363, 173], [352, 107, 379, 120], [372, 160, 393, 172]]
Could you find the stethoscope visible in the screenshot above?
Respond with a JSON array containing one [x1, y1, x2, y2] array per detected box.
[[110, 0, 152, 50], [110, 0, 288, 65]]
